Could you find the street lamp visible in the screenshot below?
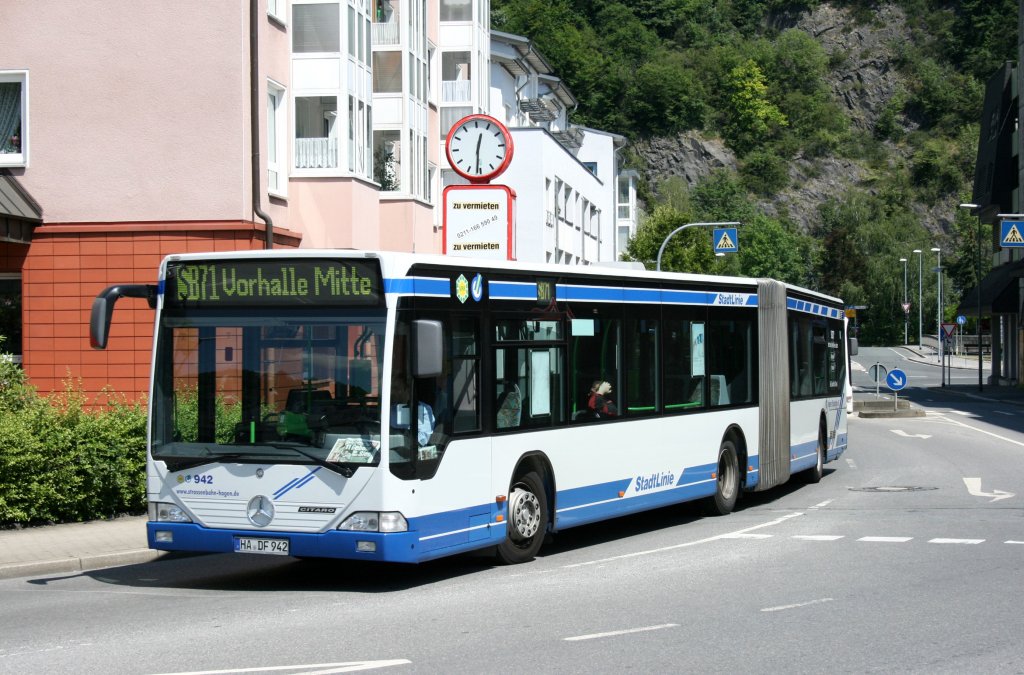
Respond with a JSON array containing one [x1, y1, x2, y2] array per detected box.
[[960, 202, 982, 391], [655, 221, 741, 271], [899, 257, 908, 345], [931, 246, 942, 386], [913, 249, 923, 347]]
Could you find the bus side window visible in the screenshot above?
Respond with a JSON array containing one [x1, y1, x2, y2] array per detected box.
[[451, 317, 480, 434]]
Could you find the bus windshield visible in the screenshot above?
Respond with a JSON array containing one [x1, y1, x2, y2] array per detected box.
[[150, 310, 386, 473]]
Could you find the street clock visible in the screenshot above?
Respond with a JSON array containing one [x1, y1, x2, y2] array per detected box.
[[445, 114, 514, 183]]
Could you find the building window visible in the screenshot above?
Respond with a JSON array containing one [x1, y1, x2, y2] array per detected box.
[[441, 106, 471, 137], [373, 52, 403, 93], [0, 276, 21, 361], [441, 52, 471, 103], [0, 72, 27, 167], [267, 0, 286, 24], [440, 0, 471, 21], [267, 81, 287, 197], [295, 96, 338, 169], [374, 130, 401, 191], [292, 2, 340, 52]]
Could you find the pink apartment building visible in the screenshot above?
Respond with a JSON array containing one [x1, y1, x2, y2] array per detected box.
[[0, 1, 441, 399]]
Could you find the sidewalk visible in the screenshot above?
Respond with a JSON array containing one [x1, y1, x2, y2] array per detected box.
[[0, 515, 160, 580]]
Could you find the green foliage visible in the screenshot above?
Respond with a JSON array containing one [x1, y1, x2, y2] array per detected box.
[[739, 149, 789, 196], [172, 387, 247, 444], [0, 361, 147, 527], [722, 60, 788, 155], [626, 50, 706, 135]]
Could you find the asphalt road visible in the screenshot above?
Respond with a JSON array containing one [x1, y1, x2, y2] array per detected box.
[[1, 348, 1021, 674]]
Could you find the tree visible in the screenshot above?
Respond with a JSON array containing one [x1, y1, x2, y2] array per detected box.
[[722, 60, 788, 155], [626, 50, 706, 136]]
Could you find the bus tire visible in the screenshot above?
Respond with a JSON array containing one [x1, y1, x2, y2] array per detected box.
[[705, 439, 739, 516], [496, 471, 548, 564], [802, 424, 826, 484]]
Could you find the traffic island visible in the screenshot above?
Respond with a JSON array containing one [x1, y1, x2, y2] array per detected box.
[[853, 399, 926, 418]]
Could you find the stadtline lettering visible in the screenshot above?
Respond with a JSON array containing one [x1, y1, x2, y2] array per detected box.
[[635, 470, 676, 492]]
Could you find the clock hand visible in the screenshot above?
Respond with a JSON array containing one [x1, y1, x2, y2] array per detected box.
[[475, 134, 482, 173]]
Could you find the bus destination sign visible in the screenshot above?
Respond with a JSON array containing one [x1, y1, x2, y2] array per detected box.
[[165, 259, 383, 308]]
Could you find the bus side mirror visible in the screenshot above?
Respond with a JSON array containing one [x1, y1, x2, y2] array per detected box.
[[849, 337, 858, 356], [412, 319, 443, 378], [90, 284, 157, 349]]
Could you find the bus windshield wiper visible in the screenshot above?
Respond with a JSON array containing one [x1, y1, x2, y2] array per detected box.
[[265, 444, 357, 477]]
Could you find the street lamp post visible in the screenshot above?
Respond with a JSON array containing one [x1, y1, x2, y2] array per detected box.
[[913, 249, 923, 347], [900, 257, 908, 344], [932, 246, 942, 386], [960, 203, 982, 391], [655, 221, 741, 271]]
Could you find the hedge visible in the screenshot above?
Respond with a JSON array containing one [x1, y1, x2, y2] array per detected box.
[[0, 351, 147, 527]]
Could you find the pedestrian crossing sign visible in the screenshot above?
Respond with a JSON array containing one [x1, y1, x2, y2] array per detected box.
[[713, 227, 738, 254], [1000, 220, 1024, 248]]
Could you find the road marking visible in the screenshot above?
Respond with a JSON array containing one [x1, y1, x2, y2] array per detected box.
[[963, 477, 1015, 503], [995, 410, 1014, 416], [891, 429, 931, 439], [943, 417, 1024, 449], [928, 538, 984, 544], [149, 662, 412, 675], [564, 624, 678, 642], [1007, 541, 1024, 545], [562, 512, 803, 568], [761, 598, 834, 613], [846, 458, 857, 470], [810, 499, 834, 509], [792, 535, 844, 541], [857, 536, 912, 543], [951, 410, 970, 416], [720, 533, 773, 539]]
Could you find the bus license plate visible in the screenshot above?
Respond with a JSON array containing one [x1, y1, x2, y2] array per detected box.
[[234, 537, 289, 555]]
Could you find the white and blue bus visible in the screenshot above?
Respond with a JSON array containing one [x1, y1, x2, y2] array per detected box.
[[90, 250, 852, 564]]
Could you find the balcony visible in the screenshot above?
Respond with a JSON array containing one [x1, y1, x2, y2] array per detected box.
[[442, 80, 472, 103], [519, 97, 557, 122], [372, 21, 399, 46], [295, 137, 338, 169]]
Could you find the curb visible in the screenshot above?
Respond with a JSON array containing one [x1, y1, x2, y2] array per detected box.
[[0, 549, 165, 581]]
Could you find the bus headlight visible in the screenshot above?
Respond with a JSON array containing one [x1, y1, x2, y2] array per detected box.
[[148, 501, 192, 523], [339, 511, 407, 532]]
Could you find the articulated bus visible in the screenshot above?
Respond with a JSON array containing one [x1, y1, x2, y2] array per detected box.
[[90, 250, 853, 564]]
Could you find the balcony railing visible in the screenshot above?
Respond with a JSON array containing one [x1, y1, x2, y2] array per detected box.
[[295, 137, 338, 169], [372, 21, 399, 46], [442, 80, 472, 103]]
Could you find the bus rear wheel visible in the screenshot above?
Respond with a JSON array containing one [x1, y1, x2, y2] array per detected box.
[[705, 439, 739, 516], [496, 471, 548, 564], [802, 424, 826, 484]]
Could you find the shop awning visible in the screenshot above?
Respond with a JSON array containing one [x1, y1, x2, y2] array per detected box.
[[0, 170, 42, 244], [956, 258, 1024, 317]]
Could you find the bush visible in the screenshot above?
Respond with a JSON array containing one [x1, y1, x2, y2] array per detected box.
[[0, 355, 147, 527]]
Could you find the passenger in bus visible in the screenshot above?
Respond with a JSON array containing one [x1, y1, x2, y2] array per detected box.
[[587, 380, 619, 418], [390, 379, 435, 445]]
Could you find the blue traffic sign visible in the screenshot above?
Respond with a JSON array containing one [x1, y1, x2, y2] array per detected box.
[[956, 315, 966, 326], [885, 368, 907, 392], [1000, 220, 1024, 248], [713, 228, 738, 254]]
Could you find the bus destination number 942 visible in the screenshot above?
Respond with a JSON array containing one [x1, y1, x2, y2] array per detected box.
[[234, 537, 290, 555]]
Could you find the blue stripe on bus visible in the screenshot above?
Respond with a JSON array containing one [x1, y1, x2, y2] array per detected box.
[[788, 297, 841, 319], [489, 281, 537, 300], [384, 277, 450, 297], [273, 467, 321, 500]]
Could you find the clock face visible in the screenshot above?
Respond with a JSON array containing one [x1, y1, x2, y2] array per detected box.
[[446, 114, 514, 182]]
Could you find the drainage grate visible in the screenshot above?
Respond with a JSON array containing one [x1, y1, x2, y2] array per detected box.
[[849, 486, 938, 492]]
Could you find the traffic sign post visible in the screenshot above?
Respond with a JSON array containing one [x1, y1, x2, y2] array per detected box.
[[869, 363, 888, 399], [886, 367, 907, 410]]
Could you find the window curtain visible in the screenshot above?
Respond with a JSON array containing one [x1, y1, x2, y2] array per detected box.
[[0, 83, 21, 154]]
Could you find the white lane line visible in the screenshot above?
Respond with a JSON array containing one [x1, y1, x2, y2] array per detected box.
[[994, 410, 1014, 416], [951, 410, 971, 416], [761, 598, 834, 613], [792, 535, 844, 541], [1006, 541, 1024, 545], [564, 623, 679, 642], [941, 416, 1024, 449], [810, 499, 834, 509], [149, 662, 412, 675], [720, 533, 773, 539], [846, 458, 857, 470], [928, 538, 984, 544], [562, 512, 803, 568], [858, 536, 912, 543]]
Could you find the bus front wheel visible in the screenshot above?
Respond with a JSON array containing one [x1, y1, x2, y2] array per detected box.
[[706, 439, 739, 516], [496, 471, 548, 564]]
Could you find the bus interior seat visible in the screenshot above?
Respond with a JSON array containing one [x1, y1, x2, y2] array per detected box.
[[495, 384, 522, 429]]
